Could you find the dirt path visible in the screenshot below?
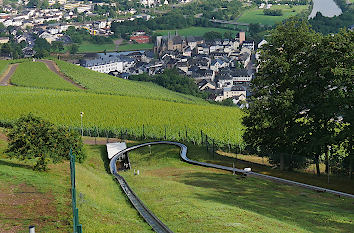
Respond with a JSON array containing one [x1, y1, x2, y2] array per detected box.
[[0, 181, 67, 232], [0, 64, 18, 86], [113, 38, 124, 46], [38, 60, 86, 90]]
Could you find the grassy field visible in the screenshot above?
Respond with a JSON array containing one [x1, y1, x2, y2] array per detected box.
[[117, 43, 154, 51], [64, 41, 153, 53], [0, 134, 151, 232], [155, 26, 239, 37], [0, 135, 71, 232], [120, 143, 354, 232], [75, 144, 152, 232], [0, 86, 245, 145], [54, 59, 206, 104], [201, 150, 354, 195], [0, 60, 8, 77], [77, 42, 117, 53], [1, 131, 353, 232], [238, 5, 309, 25], [10, 61, 80, 91]]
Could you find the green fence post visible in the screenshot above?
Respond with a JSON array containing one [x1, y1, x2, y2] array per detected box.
[[70, 149, 83, 233]]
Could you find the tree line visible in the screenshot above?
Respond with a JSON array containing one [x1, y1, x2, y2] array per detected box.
[[243, 19, 353, 178], [129, 69, 208, 99], [263, 9, 283, 16]]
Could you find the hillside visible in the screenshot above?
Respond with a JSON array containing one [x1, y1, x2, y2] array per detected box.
[[0, 86, 244, 145], [11, 61, 80, 91], [114, 143, 354, 232], [54, 59, 206, 104], [1, 133, 352, 232], [0, 60, 8, 75], [0, 135, 151, 232]]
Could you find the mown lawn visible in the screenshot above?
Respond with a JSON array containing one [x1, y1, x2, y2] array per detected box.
[[155, 26, 238, 37], [201, 149, 354, 195], [238, 5, 309, 25], [0, 60, 8, 77], [77, 41, 117, 53], [75, 144, 152, 233], [0, 134, 151, 233], [121, 142, 354, 233], [0, 135, 72, 232], [117, 43, 153, 51]]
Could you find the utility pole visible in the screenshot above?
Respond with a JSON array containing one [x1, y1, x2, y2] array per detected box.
[[80, 112, 84, 137], [327, 145, 331, 184]]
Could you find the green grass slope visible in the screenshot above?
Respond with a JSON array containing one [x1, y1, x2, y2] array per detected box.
[[55, 60, 206, 104], [75, 144, 152, 232], [78, 41, 117, 53], [0, 135, 151, 232], [0, 60, 8, 76], [122, 143, 354, 233], [0, 137, 71, 232], [11, 61, 80, 91], [238, 5, 309, 25], [0, 86, 244, 145], [155, 27, 238, 37]]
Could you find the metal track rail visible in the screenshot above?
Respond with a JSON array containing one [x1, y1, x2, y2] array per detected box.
[[110, 142, 175, 233], [110, 141, 354, 232]]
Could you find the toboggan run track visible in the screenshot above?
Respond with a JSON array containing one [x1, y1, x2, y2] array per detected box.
[[109, 141, 354, 233]]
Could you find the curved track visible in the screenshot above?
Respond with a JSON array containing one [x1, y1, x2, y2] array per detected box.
[[109, 141, 354, 233]]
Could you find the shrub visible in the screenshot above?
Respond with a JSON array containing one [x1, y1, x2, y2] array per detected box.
[[5, 113, 85, 171]]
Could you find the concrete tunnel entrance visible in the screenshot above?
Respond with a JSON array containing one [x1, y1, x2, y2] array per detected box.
[[106, 142, 131, 170]]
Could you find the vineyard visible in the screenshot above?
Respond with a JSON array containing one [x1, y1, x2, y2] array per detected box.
[[0, 60, 8, 76], [54, 60, 206, 104], [11, 61, 80, 91], [0, 86, 245, 146]]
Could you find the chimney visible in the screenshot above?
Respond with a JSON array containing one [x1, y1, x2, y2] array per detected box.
[[239, 32, 245, 45]]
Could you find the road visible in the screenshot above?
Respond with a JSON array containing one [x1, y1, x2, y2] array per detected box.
[[209, 19, 250, 26]]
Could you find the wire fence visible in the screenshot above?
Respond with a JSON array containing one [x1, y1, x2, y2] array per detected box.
[[63, 125, 247, 164]]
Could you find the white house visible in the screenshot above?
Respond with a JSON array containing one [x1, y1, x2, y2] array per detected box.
[[80, 55, 135, 74], [215, 86, 247, 102]]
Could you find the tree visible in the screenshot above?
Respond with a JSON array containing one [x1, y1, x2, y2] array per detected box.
[[6, 114, 85, 171], [243, 19, 353, 176], [203, 31, 223, 41], [249, 23, 261, 35], [129, 69, 205, 98], [242, 19, 319, 171], [27, 0, 40, 8], [51, 41, 64, 52], [40, 0, 49, 9], [264, 9, 283, 16], [223, 31, 233, 40], [1, 43, 11, 57], [70, 44, 79, 54], [51, 1, 61, 9], [219, 98, 235, 106]]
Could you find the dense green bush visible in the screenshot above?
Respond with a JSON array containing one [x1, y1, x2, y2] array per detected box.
[[129, 69, 207, 99], [5, 114, 85, 171], [264, 9, 283, 16]]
